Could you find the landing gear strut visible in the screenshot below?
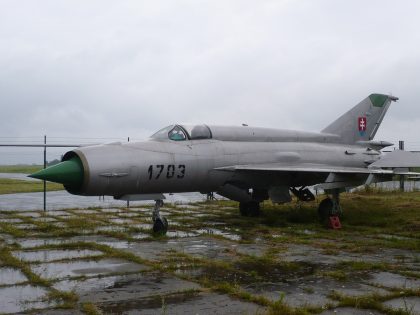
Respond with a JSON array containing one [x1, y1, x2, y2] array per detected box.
[[152, 199, 168, 234], [239, 201, 260, 217], [318, 189, 342, 225]]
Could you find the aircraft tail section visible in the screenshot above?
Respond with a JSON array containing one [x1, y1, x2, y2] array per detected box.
[[322, 94, 398, 144]]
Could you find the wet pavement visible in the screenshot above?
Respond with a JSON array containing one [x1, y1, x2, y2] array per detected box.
[[0, 199, 419, 314], [0, 190, 210, 211]]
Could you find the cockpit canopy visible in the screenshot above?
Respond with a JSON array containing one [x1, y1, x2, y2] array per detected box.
[[151, 124, 212, 141]]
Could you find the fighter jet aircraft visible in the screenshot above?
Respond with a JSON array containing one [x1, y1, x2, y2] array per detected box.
[[29, 93, 420, 233]]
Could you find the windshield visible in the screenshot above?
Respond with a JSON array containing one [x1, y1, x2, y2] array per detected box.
[[150, 125, 175, 140]]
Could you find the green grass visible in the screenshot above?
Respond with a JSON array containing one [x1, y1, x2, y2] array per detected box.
[[329, 289, 420, 315], [82, 302, 103, 315], [0, 165, 43, 173], [0, 222, 27, 237], [0, 178, 64, 194], [0, 246, 51, 287], [0, 192, 419, 314]]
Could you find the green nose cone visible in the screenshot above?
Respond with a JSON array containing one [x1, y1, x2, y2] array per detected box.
[[29, 157, 84, 187]]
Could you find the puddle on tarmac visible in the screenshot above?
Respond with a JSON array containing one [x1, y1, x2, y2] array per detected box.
[[383, 296, 420, 314], [54, 272, 200, 299], [95, 226, 127, 233], [0, 267, 28, 285], [122, 237, 234, 261], [131, 233, 150, 240], [131, 223, 152, 230], [166, 230, 198, 238], [245, 276, 387, 308], [194, 228, 241, 241], [71, 273, 264, 315], [166, 237, 236, 260], [32, 258, 147, 279], [17, 238, 73, 248], [97, 291, 264, 315], [70, 235, 131, 249], [53, 274, 121, 293], [13, 249, 103, 262], [97, 240, 131, 249], [0, 285, 54, 314]]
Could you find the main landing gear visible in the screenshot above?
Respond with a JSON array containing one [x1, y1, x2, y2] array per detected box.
[[152, 199, 168, 234], [318, 189, 342, 227]]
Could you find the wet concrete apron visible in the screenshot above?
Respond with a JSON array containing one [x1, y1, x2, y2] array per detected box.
[[0, 202, 419, 314]]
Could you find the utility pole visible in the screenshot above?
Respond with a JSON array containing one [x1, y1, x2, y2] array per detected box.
[[399, 140, 405, 192]]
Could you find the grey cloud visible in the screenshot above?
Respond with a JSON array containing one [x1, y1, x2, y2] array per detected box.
[[1, 0, 420, 163]]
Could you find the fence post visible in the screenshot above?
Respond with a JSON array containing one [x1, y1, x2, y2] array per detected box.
[[127, 136, 130, 209], [43, 135, 47, 211], [399, 140, 405, 192]]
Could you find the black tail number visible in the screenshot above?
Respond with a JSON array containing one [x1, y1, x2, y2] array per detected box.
[[148, 165, 185, 180]]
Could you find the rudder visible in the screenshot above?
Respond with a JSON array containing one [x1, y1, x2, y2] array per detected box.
[[322, 93, 398, 144]]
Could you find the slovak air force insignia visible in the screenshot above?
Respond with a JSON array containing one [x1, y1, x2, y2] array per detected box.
[[358, 117, 367, 136]]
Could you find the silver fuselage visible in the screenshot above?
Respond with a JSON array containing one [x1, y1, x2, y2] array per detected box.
[[67, 126, 379, 197]]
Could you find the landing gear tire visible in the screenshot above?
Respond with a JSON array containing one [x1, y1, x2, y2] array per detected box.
[[239, 201, 261, 217], [152, 199, 168, 235], [153, 217, 168, 234], [318, 198, 333, 223]]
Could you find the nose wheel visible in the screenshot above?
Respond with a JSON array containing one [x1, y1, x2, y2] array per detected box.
[[152, 199, 168, 234]]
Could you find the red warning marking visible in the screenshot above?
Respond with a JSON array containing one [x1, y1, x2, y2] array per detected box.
[[329, 216, 342, 229]]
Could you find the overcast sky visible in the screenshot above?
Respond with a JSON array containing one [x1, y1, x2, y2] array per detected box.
[[1, 0, 420, 164]]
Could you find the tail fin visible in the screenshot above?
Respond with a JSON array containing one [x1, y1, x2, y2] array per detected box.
[[322, 93, 398, 144]]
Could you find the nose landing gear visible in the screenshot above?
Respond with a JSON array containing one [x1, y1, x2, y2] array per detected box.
[[152, 199, 168, 234]]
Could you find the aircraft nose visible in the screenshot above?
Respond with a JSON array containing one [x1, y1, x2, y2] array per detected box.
[[28, 157, 84, 186]]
